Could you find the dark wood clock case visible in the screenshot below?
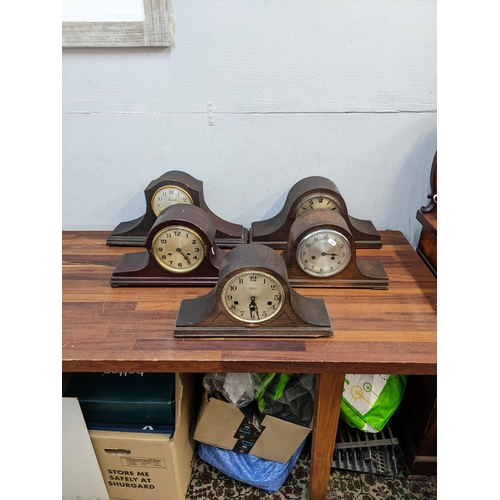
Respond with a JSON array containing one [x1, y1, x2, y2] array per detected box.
[[106, 170, 248, 248], [249, 176, 381, 249], [281, 210, 388, 289], [174, 243, 333, 338], [110, 204, 226, 287]]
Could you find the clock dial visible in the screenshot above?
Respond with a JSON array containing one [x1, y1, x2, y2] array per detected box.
[[152, 225, 206, 273], [221, 271, 284, 324], [151, 185, 194, 217], [294, 193, 342, 219], [296, 228, 352, 277]]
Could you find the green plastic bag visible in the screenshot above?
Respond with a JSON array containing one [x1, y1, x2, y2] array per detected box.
[[254, 373, 315, 427], [340, 374, 407, 433]]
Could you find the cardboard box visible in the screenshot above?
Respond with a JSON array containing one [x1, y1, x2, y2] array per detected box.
[[65, 372, 175, 425], [193, 392, 312, 464], [89, 373, 197, 500]]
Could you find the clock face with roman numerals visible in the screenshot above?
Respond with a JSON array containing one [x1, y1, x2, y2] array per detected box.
[[221, 270, 284, 323], [294, 192, 342, 219], [151, 185, 194, 217], [151, 225, 206, 273]]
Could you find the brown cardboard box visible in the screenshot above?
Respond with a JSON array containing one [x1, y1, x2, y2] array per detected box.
[[89, 373, 197, 500], [193, 391, 311, 464]]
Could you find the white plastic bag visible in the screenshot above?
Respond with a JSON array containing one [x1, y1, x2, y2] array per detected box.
[[203, 373, 263, 408]]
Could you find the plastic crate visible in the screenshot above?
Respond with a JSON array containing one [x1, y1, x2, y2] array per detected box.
[[332, 420, 399, 476]]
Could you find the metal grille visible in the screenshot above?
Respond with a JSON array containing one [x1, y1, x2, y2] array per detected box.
[[332, 420, 399, 476]]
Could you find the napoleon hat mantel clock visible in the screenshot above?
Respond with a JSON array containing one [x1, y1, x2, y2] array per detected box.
[[106, 170, 248, 248], [110, 204, 226, 287], [174, 243, 333, 338], [281, 209, 388, 289], [249, 176, 381, 249]]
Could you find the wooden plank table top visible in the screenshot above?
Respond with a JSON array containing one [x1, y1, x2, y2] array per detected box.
[[62, 230, 436, 500], [62, 230, 437, 374]]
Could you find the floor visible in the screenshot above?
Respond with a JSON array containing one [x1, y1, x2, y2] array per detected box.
[[185, 441, 437, 500]]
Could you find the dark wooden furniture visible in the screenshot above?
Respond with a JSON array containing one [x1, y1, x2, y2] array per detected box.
[[174, 243, 333, 338], [62, 230, 437, 500], [281, 209, 388, 289], [416, 211, 436, 276], [107, 170, 248, 248], [416, 152, 437, 277], [391, 152, 437, 479], [110, 204, 226, 287], [249, 176, 381, 249], [392, 374, 437, 479]]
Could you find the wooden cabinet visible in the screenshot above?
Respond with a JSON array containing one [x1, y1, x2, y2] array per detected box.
[[393, 375, 437, 479], [393, 152, 437, 479], [416, 152, 437, 277]]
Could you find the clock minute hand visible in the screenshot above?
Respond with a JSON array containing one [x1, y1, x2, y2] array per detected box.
[[249, 296, 260, 320], [176, 248, 191, 264], [322, 237, 339, 257]]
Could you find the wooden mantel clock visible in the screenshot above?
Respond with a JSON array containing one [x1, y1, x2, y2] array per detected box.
[[174, 243, 333, 338], [110, 204, 226, 287], [281, 210, 388, 289], [249, 176, 381, 249], [106, 170, 248, 248]]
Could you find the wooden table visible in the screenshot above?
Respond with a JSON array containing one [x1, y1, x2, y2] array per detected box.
[[62, 230, 437, 500]]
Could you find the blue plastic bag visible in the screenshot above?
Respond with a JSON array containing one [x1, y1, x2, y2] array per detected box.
[[198, 439, 306, 492]]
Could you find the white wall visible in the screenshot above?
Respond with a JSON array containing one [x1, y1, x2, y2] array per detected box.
[[62, 0, 437, 247]]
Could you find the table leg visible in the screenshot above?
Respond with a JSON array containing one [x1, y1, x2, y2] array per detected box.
[[309, 373, 345, 500]]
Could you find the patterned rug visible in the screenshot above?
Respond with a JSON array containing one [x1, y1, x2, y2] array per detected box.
[[186, 445, 437, 500]]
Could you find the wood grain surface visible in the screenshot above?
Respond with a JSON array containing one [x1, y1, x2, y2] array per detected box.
[[62, 231, 437, 374], [62, 0, 170, 47], [309, 373, 346, 499]]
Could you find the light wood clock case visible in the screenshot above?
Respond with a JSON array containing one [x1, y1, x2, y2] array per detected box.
[[106, 170, 248, 248], [174, 243, 333, 338], [281, 210, 388, 289], [110, 204, 226, 287], [249, 176, 381, 249]]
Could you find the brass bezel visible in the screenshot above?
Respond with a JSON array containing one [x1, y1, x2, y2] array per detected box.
[[151, 225, 206, 274], [221, 270, 285, 324], [294, 192, 342, 220], [151, 185, 194, 217]]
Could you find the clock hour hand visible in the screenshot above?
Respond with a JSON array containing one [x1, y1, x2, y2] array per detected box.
[[321, 238, 339, 257], [249, 296, 260, 320], [176, 248, 191, 264]]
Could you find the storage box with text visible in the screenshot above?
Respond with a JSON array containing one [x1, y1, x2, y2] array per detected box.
[[89, 373, 197, 500], [65, 371, 175, 425]]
